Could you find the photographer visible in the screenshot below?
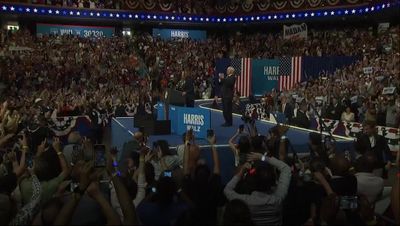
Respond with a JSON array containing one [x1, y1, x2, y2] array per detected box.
[[224, 153, 291, 225], [151, 140, 180, 178]]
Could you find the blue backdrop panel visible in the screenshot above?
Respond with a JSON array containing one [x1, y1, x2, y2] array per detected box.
[[176, 106, 211, 139], [302, 56, 359, 79], [252, 59, 280, 95]]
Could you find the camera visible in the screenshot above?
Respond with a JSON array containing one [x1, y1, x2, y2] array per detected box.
[[338, 196, 358, 210], [93, 144, 106, 168]]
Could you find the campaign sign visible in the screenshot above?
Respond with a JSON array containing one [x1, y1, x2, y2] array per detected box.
[[176, 106, 211, 139], [252, 59, 280, 95], [157, 102, 165, 120], [169, 106, 179, 134], [152, 28, 206, 41], [157, 103, 210, 138], [36, 23, 115, 38]]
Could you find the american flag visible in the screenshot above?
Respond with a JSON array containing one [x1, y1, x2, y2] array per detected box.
[[231, 58, 252, 97], [278, 57, 302, 91]]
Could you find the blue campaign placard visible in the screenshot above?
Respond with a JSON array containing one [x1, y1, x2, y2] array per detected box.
[[156, 103, 210, 138], [36, 23, 115, 38], [252, 59, 280, 95], [169, 106, 179, 134], [175, 106, 211, 139]]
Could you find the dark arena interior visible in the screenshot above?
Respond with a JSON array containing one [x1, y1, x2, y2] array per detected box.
[[0, 0, 399, 225]]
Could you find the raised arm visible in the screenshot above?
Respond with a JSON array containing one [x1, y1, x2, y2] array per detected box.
[[54, 162, 93, 226], [107, 151, 138, 225], [133, 150, 148, 207], [265, 156, 291, 199], [87, 181, 121, 226], [183, 135, 191, 176], [0, 133, 14, 148], [228, 129, 240, 154], [224, 163, 252, 201], [208, 134, 220, 175], [53, 137, 70, 180], [313, 172, 334, 195], [278, 138, 288, 161], [14, 134, 29, 177]]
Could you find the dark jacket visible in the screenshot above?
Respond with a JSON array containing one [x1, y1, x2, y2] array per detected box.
[[183, 77, 195, 101], [279, 103, 293, 123], [356, 133, 392, 166], [221, 75, 236, 99], [325, 103, 343, 120], [294, 110, 310, 129]]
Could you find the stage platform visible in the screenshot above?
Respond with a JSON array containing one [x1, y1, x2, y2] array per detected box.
[[111, 100, 354, 184]]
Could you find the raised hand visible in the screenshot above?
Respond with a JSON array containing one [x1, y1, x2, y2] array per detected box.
[[238, 162, 252, 176], [1, 133, 15, 143], [86, 181, 102, 200], [37, 138, 47, 155], [52, 137, 62, 153], [207, 134, 216, 145], [79, 161, 94, 190], [145, 150, 155, 162], [247, 152, 263, 162]]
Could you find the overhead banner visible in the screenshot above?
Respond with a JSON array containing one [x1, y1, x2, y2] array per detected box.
[[252, 59, 280, 95], [152, 28, 206, 40], [36, 23, 115, 38], [283, 23, 307, 40]]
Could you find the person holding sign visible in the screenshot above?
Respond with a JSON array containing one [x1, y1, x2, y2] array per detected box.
[[220, 66, 236, 127]]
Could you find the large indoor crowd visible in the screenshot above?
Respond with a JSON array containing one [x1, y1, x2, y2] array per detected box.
[[0, 21, 399, 225], [256, 25, 400, 128]]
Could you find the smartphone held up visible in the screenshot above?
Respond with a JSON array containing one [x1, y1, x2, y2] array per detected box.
[[93, 144, 106, 168]]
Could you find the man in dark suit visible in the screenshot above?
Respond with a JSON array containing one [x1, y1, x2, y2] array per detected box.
[[294, 100, 310, 129], [278, 96, 293, 124], [220, 66, 236, 126], [325, 97, 343, 120], [355, 121, 392, 177], [182, 73, 195, 107]]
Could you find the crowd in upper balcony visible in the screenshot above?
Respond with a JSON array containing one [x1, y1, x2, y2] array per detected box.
[[0, 24, 399, 126]]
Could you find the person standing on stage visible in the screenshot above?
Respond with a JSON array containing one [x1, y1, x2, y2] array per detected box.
[[182, 71, 195, 107], [220, 66, 236, 127]]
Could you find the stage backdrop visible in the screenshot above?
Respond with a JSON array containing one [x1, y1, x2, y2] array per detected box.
[[216, 56, 358, 96]]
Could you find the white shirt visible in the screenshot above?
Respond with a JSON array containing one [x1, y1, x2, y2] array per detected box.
[[369, 136, 376, 148], [355, 172, 384, 204]]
